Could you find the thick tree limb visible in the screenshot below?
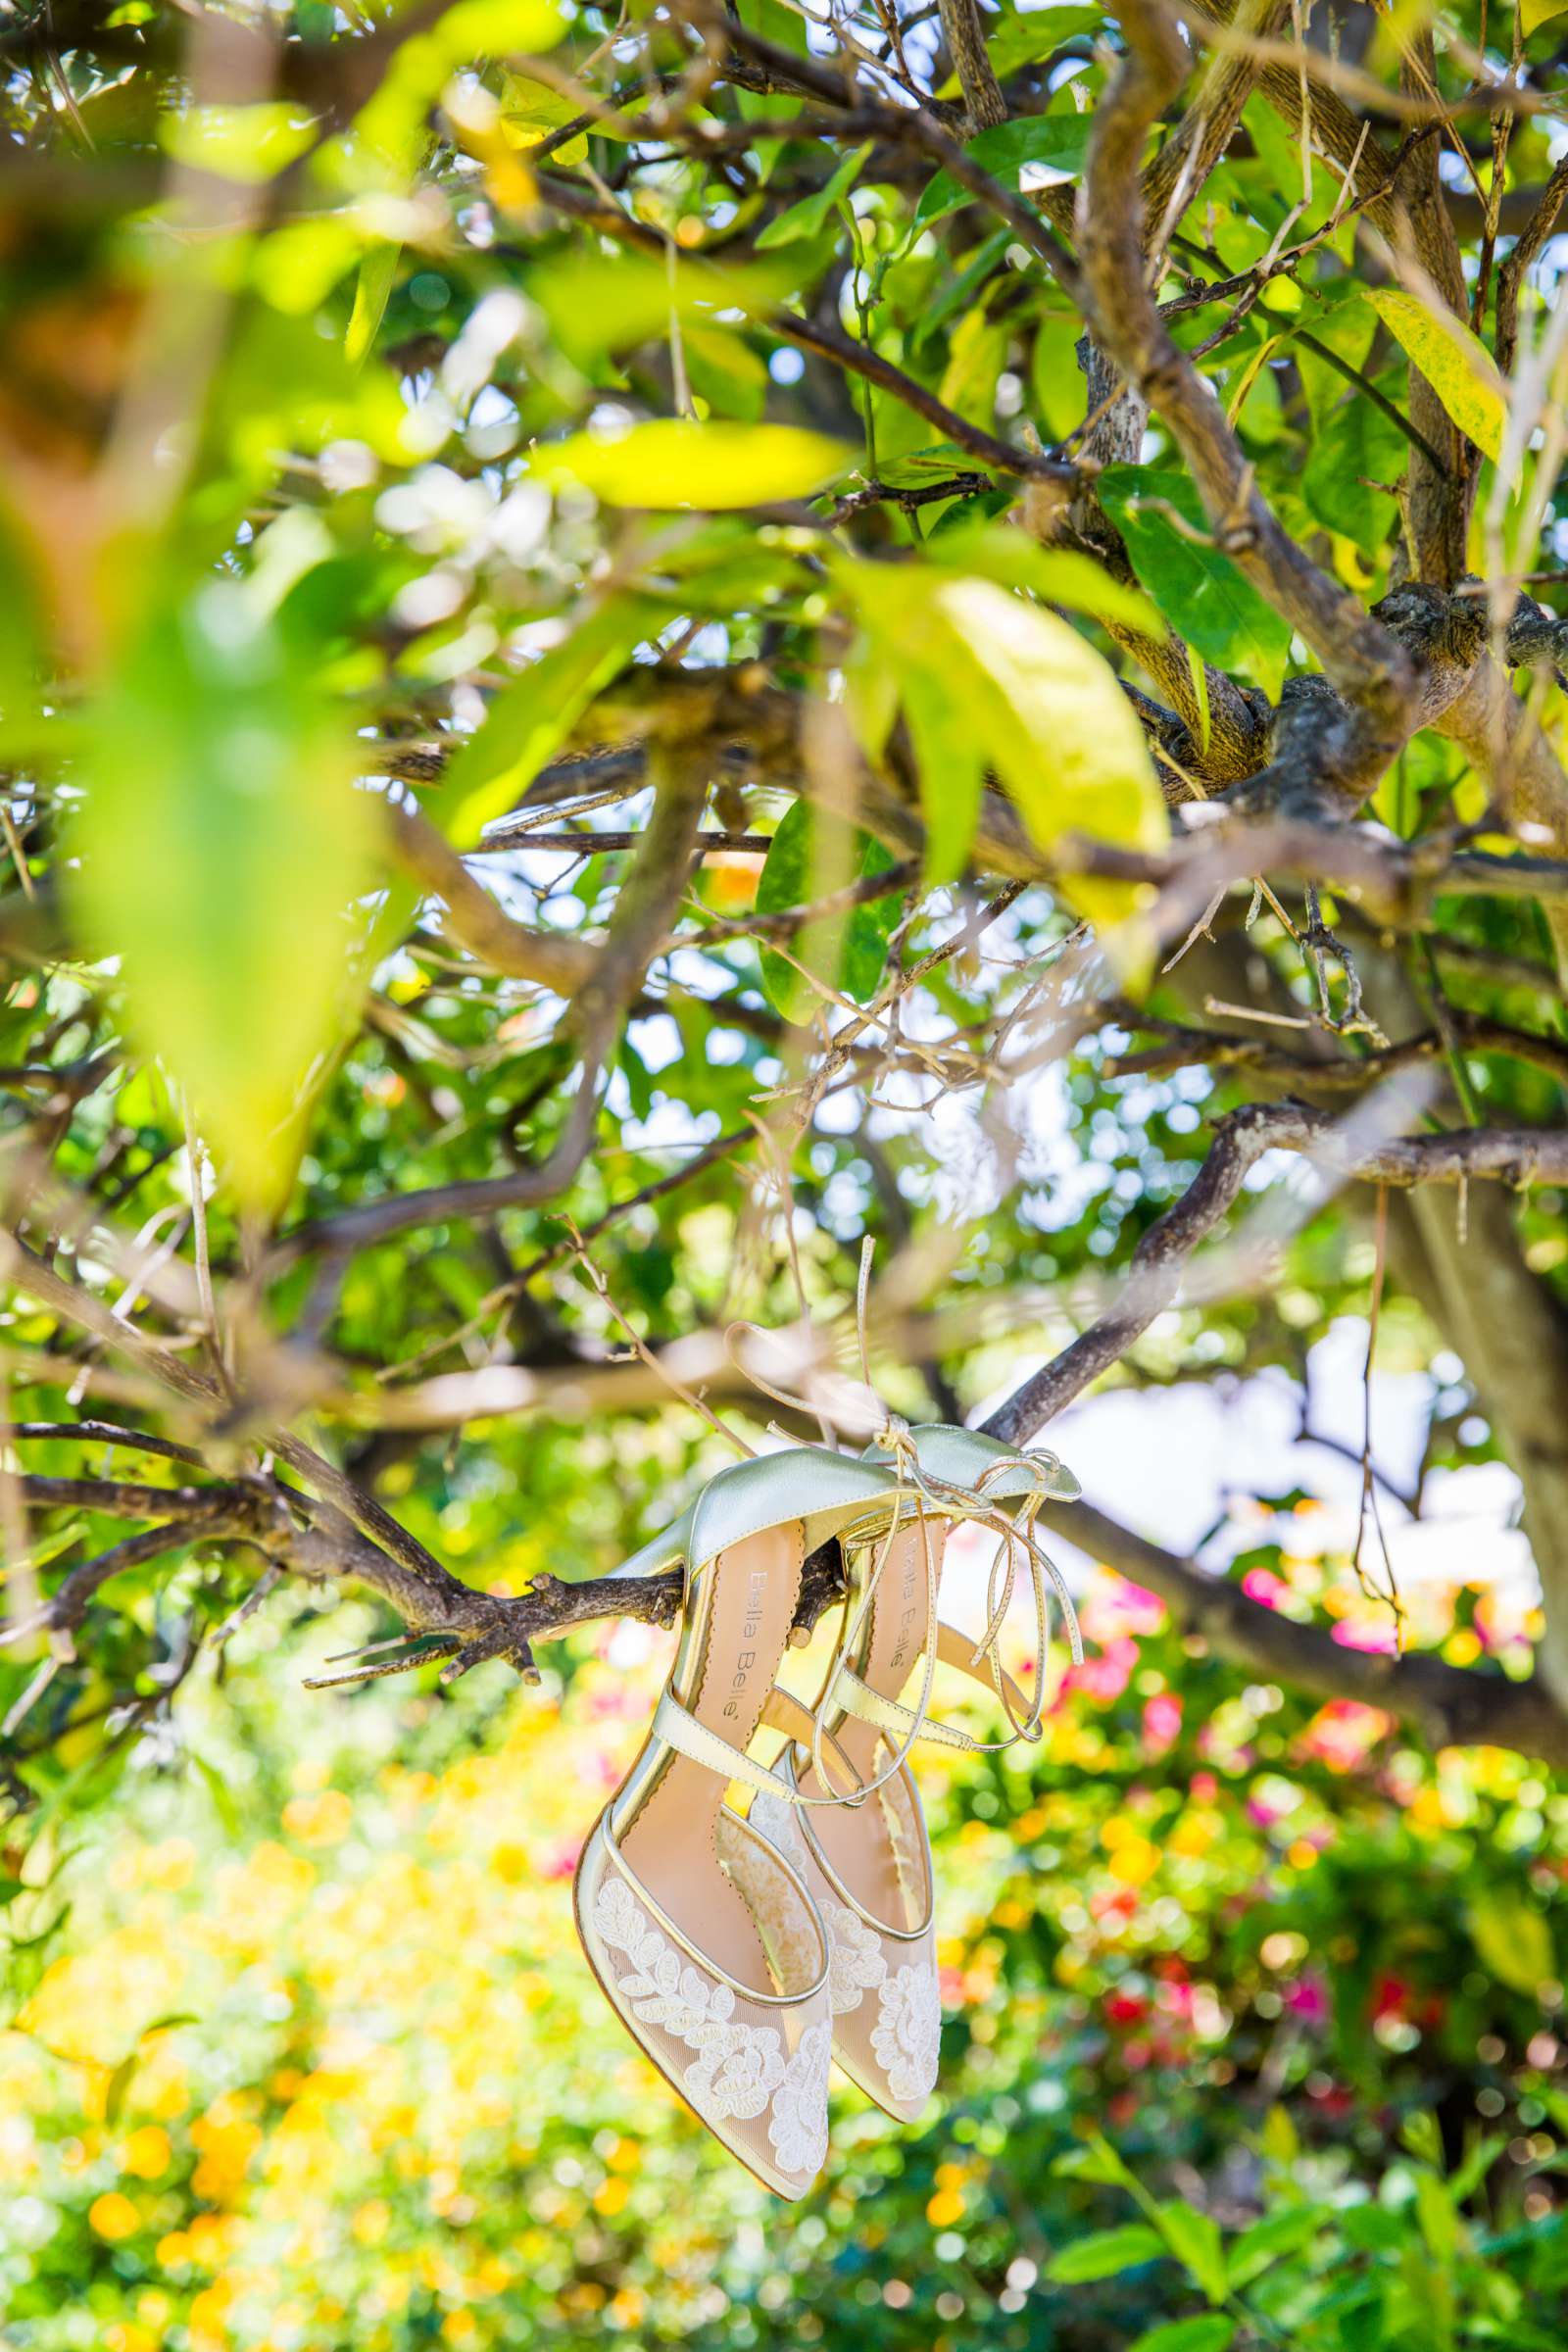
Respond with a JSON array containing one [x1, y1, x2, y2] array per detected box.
[[936, 0, 1006, 130], [1036, 1496, 1568, 1770], [1076, 0, 1415, 746], [981, 1101, 1568, 1445], [385, 802, 598, 994]]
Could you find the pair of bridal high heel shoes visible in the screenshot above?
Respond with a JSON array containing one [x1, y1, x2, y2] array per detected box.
[[573, 1421, 1082, 2198]]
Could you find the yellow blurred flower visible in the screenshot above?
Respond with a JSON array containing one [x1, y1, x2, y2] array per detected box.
[[280, 1788, 353, 1846], [120, 2124, 172, 2179], [88, 2190, 141, 2241], [1106, 1836, 1159, 1887], [353, 2199, 391, 2245], [105, 2326, 159, 2352]]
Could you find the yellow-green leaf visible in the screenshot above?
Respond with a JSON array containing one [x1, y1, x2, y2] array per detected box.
[[160, 103, 317, 183], [932, 575, 1167, 870], [346, 243, 401, 366], [358, 0, 568, 171], [924, 519, 1163, 636], [502, 71, 588, 165], [530, 420, 851, 509], [434, 596, 664, 845], [1469, 1895, 1555, 1994], [1367, 288, 1506, 464], [839, 561, 1167, 952], [69, 584, 375, 1207], [1522, 0, 1568, 36]]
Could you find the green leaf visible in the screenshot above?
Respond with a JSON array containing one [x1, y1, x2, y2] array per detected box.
[[1414, 2169, 1460, 2266], [755, 803, 902, 1025], [928, 518, 1163, 635], [160, 102, 317, 183], [931, 577, 1166, 875], [914, 113, 1094, 228], [357, 0, 568, 169], [104, 2050, 140, 2129], [1127, 2320, 1237, 2352], [501, 70, 589, 164], [1047, 2225, 1166, 2282], [1367, 288, 1507, 465], [1154, 2201, 1230, 2303], [193, 1750, 243, 1840], [1097, 463, 1293, 697], [841, 562, 1167, 923], [1447, 2132, 1506, 2207], [1225, 2204, 1326, 2288], [684, 325, 768, 423], [434, 596, 662, 846], [756, 142, 872, 246], [1523, 0, 1568, 31], [1031, 311, 1087, 443], [983, 3, 1102, 76], [938, 305, 1009, 425], [731, 0, 808, 127], [530, 421, 851, 509], [69, 583, 375, 1206], [1300, 367, 1408, 554], [1468, 1894, 1555, 1994], [346, 243, 401, 366]]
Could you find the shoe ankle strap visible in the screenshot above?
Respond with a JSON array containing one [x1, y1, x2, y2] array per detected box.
[[828, 1620, 1044, 1755], [654, 1689, 867, 1808]]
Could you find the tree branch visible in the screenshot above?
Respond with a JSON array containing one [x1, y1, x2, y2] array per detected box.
[[1037, 1495, 1568, 1769], [982, 1100, 1568, 1444], [1076, 0, 1416, 751]]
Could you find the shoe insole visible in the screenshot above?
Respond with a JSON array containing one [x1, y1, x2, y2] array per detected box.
[[798, 1517, 943, 1934], [619, 1521, 805, 1994]]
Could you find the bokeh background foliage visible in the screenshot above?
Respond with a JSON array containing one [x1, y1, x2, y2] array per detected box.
[[7, 1554, 1568, 2351], [6, 0, 1568, 2341]]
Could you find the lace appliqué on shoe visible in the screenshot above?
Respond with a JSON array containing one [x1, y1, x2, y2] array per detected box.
[[749, 1791, 807, 1866], [871, 1960, 941, 2104], [769, 2017, 831, 2179], [752, 1794, 889, 2021], [824, 1904, 886, 2016], [593, 1874, 827, 2176]]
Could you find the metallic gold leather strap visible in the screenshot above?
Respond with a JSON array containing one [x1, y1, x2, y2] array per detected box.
[[652, 1690, 800, 1802], [829, 1662, 978, 1754], [828, 1622, 1040, 1752]]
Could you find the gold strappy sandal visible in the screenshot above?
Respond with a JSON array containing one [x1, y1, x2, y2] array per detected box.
[[573, 1446, 911, 2196]]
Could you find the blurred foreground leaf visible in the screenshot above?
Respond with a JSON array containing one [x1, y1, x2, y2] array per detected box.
[[71, 580, 374, 1205]]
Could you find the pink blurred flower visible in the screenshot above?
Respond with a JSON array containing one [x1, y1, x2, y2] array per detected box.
[[1331, 1619, 1398, 1654], [1079, 1577, 1165, 1642], [539, 1836, 584, 1881], [1142, 1693, 1183, 1753], [1242, 1566, 1291, 1610], [1284, 1975, 1331, 2028], [1298, 1699, 1391, 1770], [1065, 1636, 1137, 1705]]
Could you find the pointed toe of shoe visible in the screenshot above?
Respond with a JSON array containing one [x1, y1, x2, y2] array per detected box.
[[574, 1818, 833, 2200]]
